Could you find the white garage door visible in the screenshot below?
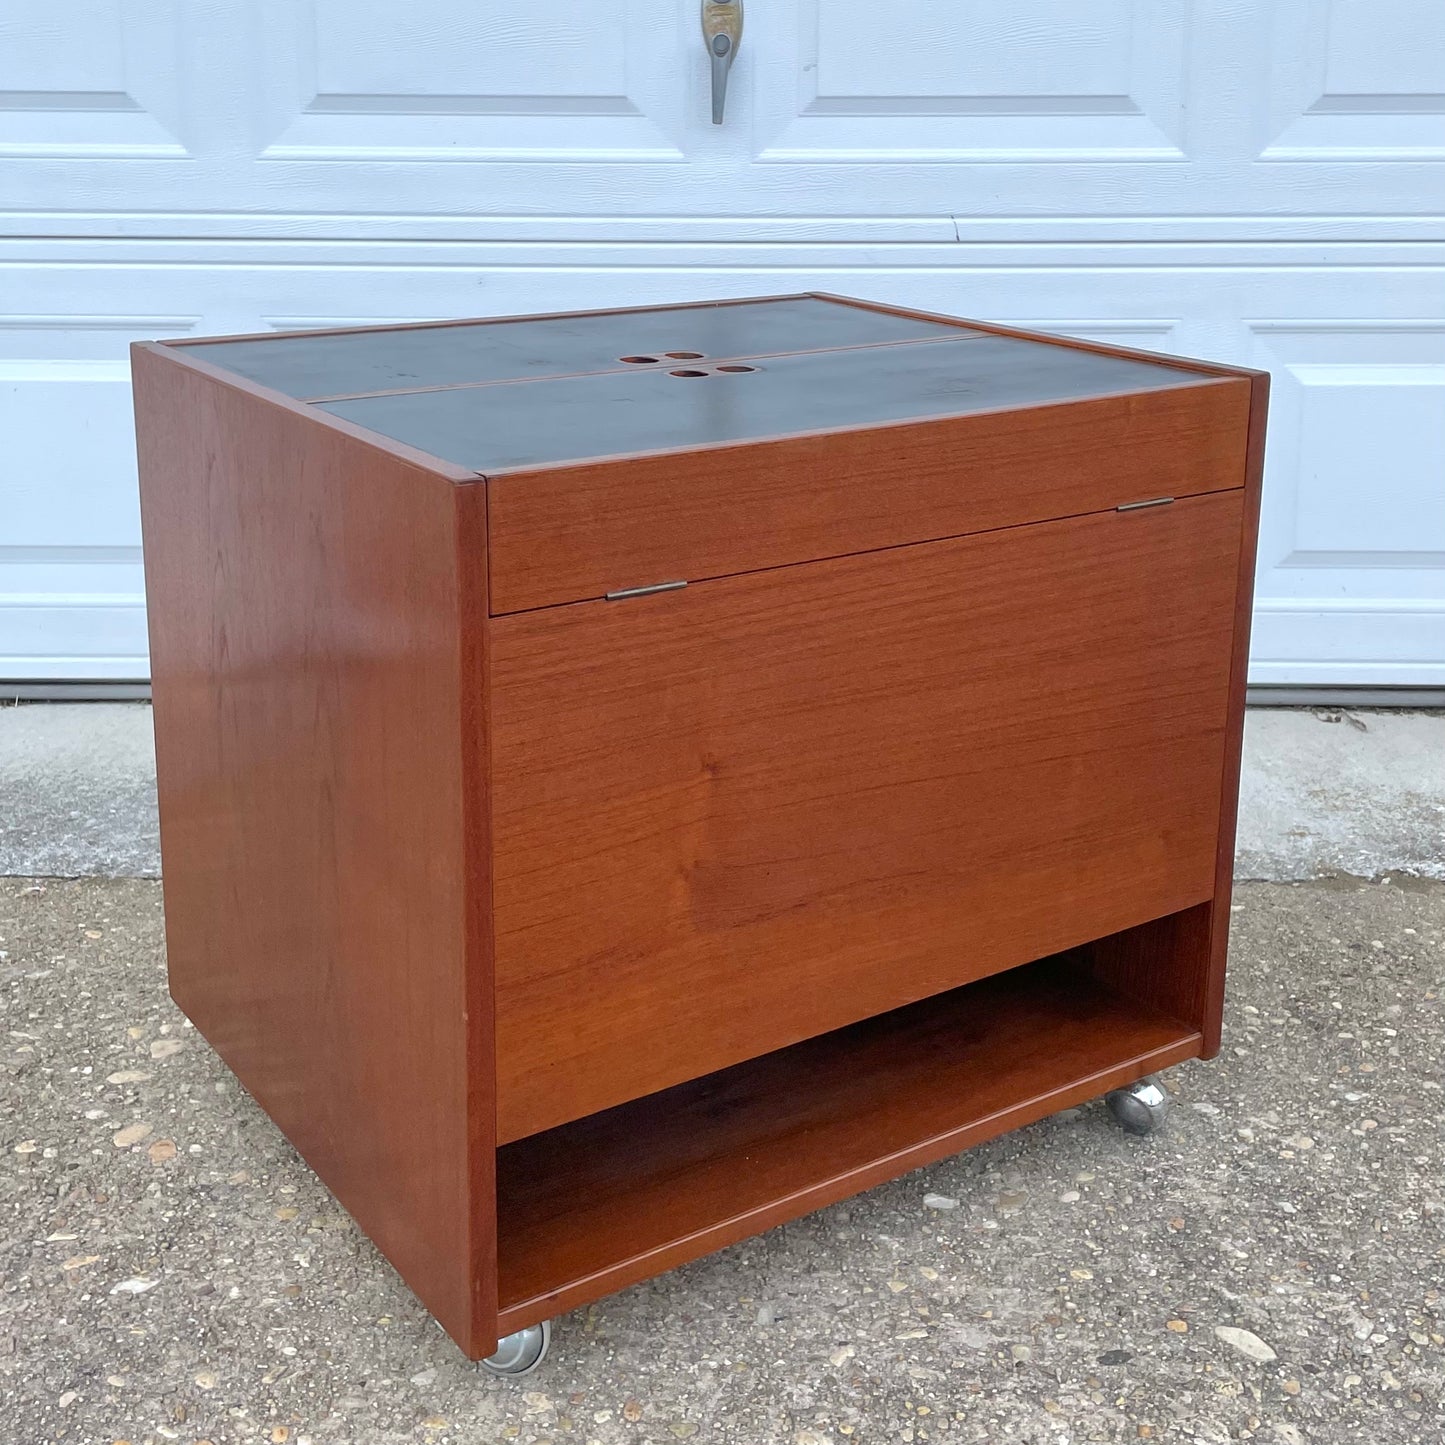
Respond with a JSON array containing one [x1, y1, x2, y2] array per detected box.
[[2, 0, 1442, 685]]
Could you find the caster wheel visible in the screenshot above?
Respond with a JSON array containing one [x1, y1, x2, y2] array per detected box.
[[1105, 1076, 1170, 1136], [480, 1320, 551, 1377]]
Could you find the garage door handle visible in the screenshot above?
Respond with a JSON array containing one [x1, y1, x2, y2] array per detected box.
[[702, 0, 743, 124]]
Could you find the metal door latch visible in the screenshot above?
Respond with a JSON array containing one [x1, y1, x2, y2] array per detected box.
[[701, 0, 743, 124], [605, 580, 688, 601]]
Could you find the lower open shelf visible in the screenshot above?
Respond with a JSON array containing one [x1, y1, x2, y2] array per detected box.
[[494, 951, 1200, 1333]]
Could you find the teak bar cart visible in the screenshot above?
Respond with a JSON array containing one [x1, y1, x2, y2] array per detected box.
[[132, 294, 1268, 1373]]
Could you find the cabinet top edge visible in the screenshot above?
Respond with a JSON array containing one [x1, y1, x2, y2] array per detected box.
[[148, 291, 1247, 392], [156, 292, 822, 352], [135, 296, 1259, 481], [313, 341, 1246, 477], [130, 340, 481, 484]]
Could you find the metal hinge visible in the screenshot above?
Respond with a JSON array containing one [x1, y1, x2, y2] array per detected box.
[[1116, 496, 1176, 512], [605, 579, 688, 601]]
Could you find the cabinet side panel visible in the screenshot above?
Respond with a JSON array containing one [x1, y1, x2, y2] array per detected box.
[[1088, 372, 1266, 1053], [1201, 370, 1270, 1056], [1087, 902, 1213, 1034], [131, 345, 495, 1356]]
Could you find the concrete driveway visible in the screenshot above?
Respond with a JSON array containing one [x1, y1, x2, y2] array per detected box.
[[1, 703, 1442, 1444]]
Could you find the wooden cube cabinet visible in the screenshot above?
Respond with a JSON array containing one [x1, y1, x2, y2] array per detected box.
[[132, 294, 1267, 1370]]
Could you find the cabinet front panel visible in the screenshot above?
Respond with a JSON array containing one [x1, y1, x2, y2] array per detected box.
[[490, 490, 1244, 1143], [486, 380, 1249, 613]]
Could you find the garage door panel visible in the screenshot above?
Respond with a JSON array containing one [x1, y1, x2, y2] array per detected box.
[[1262, 0, 1445, 158], [2, 1, 1441, 222], [1246, 320, 1445, 685], [0, 0, 190, 160], [2, 2, 1437, 685], [1, 243, 1437, 683], [755, 0, 1189, 160], [0, 311, 194, 679], [255, 0, 682, 161]]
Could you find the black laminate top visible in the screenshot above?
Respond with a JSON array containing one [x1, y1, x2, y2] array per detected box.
[[317, 331, 1210, 474], [180, 296, 971, 401]]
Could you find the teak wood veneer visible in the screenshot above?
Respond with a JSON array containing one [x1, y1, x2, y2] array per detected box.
[[132, 293, 1268, 1361]]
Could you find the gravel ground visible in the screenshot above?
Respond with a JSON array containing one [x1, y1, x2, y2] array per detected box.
[[1, 877, 1442, 1445]]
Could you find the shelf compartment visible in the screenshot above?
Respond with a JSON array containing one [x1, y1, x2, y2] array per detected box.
[[495, 952, 1200, 1332]]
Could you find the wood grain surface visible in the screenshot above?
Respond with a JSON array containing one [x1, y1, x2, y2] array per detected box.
[[1201, 368, 1271, 1055], [494, 954, 1201, 1332], [485, 379, 1250, 613], [1088, 902, 1213, 1032], [1087, 376, 1267, 1052], [135, 294, 1265, 1354], [131, 343, 498, 1358], [490, 490, 1244, 1144]]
